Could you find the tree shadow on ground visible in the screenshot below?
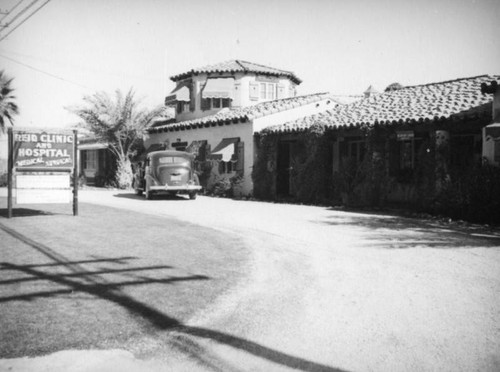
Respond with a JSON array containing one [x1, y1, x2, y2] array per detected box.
[[318, 209, 500, 249], [0, 223, 348, 372], [0, 208, 58, 218]]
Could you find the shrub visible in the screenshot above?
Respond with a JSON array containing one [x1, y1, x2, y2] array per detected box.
[[209, 174, 243, 198], [434, 161, 500, 223], [252, 132, 279, 200], [290, 124, 332, 203], [0, 171, 7, 187]]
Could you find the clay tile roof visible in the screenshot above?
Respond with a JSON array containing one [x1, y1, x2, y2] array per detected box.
[[265, 74, 499, 134], [147, 93, 329, 134], [170, 59, 302, 85]]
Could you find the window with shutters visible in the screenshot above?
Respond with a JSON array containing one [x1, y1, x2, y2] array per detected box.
[[211, 140, 244, 175], [177, 102, 190, 114], [259, 82, 276, 100]]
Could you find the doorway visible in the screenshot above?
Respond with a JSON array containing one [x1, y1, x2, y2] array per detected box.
[[276, 141, 296, 196]]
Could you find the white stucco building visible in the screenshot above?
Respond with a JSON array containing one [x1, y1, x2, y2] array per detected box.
[[145, 60, 335, 196]]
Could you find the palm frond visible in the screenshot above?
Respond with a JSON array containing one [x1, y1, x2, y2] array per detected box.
[[0, 70, 19, 132], [68, 87, 162, 159]]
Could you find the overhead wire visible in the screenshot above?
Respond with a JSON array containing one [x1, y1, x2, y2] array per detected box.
[[0, 0, 25, 23], [0, 53, 93, 90], [1, 0, 39, 29], [0, 0, 51, 42]]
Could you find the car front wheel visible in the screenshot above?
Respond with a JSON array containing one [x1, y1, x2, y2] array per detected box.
[[189, 192, 197, 200]]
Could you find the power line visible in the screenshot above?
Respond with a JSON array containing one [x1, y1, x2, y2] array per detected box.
[[1, 0, 38, 29], [0, 0, 51, 42], [0, 0, 25, 23], [0, 53, 93, 90]]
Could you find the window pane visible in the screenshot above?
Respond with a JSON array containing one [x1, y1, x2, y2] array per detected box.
[[213, 98, 221, 108], [85, 150, 97, 169], [268, 83, 275, 100], [400, 141, 413, 169], [260, 83, 266, 99], [159, 157, 189, 164]]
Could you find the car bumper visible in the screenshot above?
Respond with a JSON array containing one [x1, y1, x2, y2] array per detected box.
[[150, 185, 202, 192]]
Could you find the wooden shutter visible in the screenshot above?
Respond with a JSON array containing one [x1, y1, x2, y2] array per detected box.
[[236, 141, 244, 175], [277, 84, 286, 99], [249, 82, 259, 100]]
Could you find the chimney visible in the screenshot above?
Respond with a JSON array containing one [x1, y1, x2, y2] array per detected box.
[[363, 85, 379, 99]]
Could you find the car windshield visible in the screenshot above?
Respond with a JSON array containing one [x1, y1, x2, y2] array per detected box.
[[158, 156, 189, 165]]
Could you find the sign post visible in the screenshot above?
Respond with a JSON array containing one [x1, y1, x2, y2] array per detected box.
[[7, 128, 78, 218], [7, 128, 13, 218], [73, 129, 78, 216]]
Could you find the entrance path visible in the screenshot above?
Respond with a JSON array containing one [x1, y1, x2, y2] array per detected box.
[[3, 189, 500, 371]]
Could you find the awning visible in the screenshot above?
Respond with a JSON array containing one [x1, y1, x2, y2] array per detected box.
[[146, 143, 167, 153], [202, 78, 234, 99], [165, 81, 191, 105], [78, 142, 109, 151], [210, 138, 238, 162]]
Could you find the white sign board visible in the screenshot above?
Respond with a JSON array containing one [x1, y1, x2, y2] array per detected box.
[[16, 174, 70, 189], [16, 189, 72, 204], [15, 174, 71, 204]]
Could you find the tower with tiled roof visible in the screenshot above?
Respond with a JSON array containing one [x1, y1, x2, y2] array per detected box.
[[164, 60, 302, 123]]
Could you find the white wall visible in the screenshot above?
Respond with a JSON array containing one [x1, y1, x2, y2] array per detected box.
[[145, 122, 254, 194], [146, 98, 334, 195], [252, 98, 334, 133], [173, 72, 298, 123]]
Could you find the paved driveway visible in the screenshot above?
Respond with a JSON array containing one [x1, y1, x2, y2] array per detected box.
[[75, 190, 500, 372], [3, 189, 500, 372]]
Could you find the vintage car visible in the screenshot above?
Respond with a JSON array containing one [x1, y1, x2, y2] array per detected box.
[[133, 150, 201, 200]]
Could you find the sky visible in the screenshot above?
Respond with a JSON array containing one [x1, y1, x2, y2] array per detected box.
[[0, 0, 499, 131]]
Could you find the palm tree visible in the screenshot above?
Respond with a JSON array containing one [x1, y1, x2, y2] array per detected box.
[[0, 70, 19, 133], [70, 88, 165, 189]]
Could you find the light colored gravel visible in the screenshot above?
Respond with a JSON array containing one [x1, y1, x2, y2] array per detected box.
[[2, 189, 499, 372]]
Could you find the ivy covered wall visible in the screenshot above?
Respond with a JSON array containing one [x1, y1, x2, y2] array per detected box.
[[253, 122, 500, 224]]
